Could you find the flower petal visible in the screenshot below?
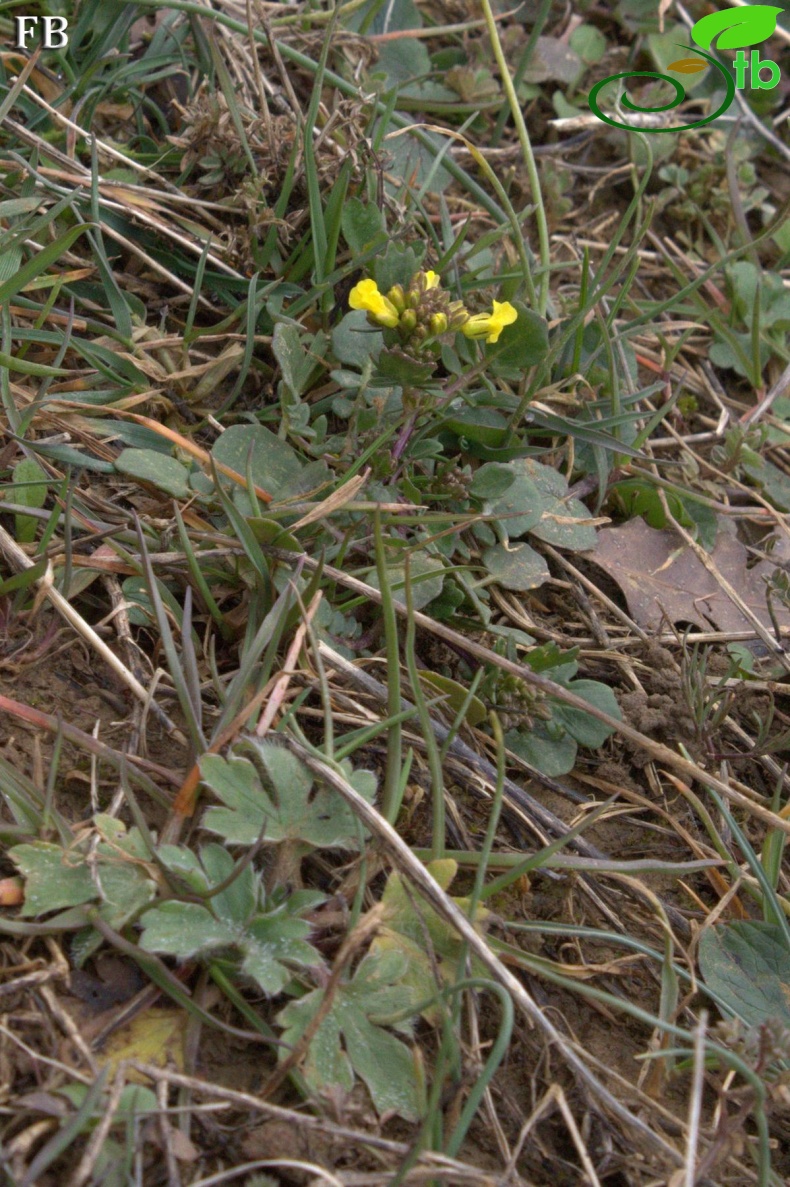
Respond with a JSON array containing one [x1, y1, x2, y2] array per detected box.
[[348, 279, 400, 327]]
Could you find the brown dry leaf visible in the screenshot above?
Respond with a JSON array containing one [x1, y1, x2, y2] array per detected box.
[[585, 520, 790, 633]]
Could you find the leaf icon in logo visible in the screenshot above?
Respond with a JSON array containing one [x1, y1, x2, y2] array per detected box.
[[667, 58, 708, 73], [691, 5, 783, 50]]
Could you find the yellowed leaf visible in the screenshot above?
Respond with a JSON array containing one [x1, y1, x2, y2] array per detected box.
[[97, 1008, 186, 1083]]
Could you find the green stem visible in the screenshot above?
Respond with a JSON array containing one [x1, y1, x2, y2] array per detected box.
[[404, 557, 445, 860], [479, 0, 550, 315], [374, 510, 403, 825]]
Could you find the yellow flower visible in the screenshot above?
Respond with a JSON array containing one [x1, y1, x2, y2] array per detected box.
[[348, 279, 400, 328], [461, 300, 518, 344], [423, 270, 440, 289]]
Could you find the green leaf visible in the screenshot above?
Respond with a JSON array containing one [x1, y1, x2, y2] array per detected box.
[[272, 323, 325, 399], [364, 551, 446, 610], [482, 542, 549, 591], [691, 5, 782, 50], [569, 24, 607, 64], [211, 424, 305, 500], [139, 843, 323, 996], [487, 304, 548, 378], [10, 842, 96, 914], [515, 460, 598, 551], [0, 224, 88, 307], [341, 199, 386, 254], [201, 740, 375, 850], [121, 575, 188, 630], [9, 458, 48, 543], [370, 860, 490, 1022], [485, 464, 544, 538], [331, 310, 383, 368], [742, 451, 790, 512], [444, 407, 509, 448], [505, 724, 578, 777], [648, 26, 710, 92], [372, 241, 423, 295], [247, 517, 302, 551], [698, 921, 790, 1026], [469, 462, 515, 500], [726, 262, 790, 329], [114, 449, 191, 498], [550, 679, 621, 748], [344, 0, 422, 33], [416, 671, 487, 727], [375, 349, 435, 387], [10, 825, 156, 926], [139, 900, 239, 958], [276, 947, 426, 1120], [376, 122, 451, 198]]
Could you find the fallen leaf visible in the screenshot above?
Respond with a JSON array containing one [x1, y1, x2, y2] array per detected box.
[[585, 520, 790, 633], [97, 1008, 186, 1082]]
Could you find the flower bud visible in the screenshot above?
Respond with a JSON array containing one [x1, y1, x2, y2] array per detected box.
[[429, 312, 448, 335], [399, 309, 417, 334], [387, 284, 406, 313]]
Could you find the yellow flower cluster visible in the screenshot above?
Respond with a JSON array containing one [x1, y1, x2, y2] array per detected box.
[[349, 271, 517, 345]]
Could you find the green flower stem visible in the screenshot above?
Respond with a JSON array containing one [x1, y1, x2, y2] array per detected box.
[[404, 557, 446, 861], [374, 511, 403, 826], [490, 0, 553, 145], [479, 0, 550, 315], [464, 712, 505, 921]]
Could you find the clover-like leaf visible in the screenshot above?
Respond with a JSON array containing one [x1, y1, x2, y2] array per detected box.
[[276, 947, 426, 1120], [201, 739, 375, 850], [139, 843, 324, 996]]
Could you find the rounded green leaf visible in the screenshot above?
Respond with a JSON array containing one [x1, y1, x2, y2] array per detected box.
[[487, 469, 545, 538], [482, 541, 549, 590], [551, 680, 621, 748], [469, 462, 516, 500], [487, 304, 548, 377], [505, 725, 578, 777], [115, 448, 191, 498], [444, 407, 509, 448], [699, 921, 790, 1026]]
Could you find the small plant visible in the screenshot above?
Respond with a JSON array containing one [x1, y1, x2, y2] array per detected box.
[[481, 640, 621, 776], [138, 843, 325, 996]]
